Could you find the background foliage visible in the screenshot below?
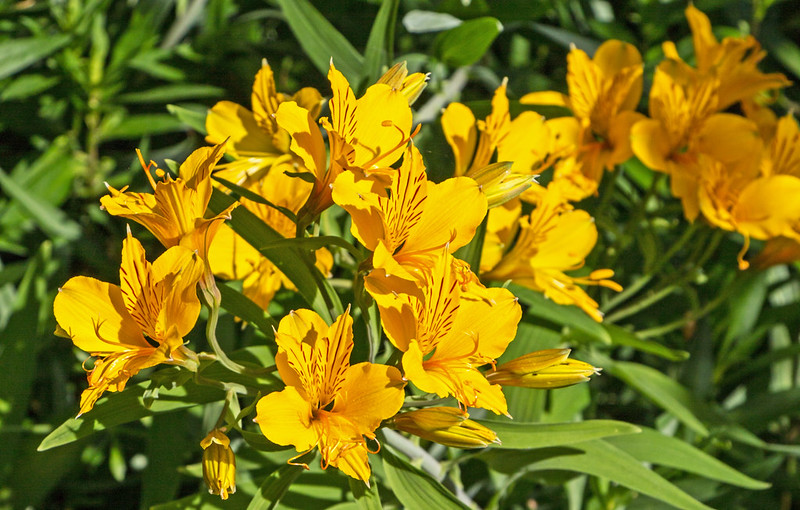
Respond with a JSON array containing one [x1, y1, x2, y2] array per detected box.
[[1, 0, 800, 508]]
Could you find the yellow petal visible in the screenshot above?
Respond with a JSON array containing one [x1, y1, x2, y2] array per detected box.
[[733, 175, 800, 239], [519, 91, 570, 108], [254, 386, 316, 451], [696, 114, 761, 164], [275, 101, 326, 179], [332, 362, 405, 436], [330, 170, 386, 251], [251, 61, 280, 133], [630, 118, 672, 172], [205, 101, 276, 157], [498, 111, 551, 174], [441, 102, 477, 177], [54, 276, 149, 354], [207, 224, 260, 280]]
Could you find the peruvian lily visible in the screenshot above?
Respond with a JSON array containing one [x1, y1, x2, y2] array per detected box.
[[206, 60, 323, 186], [275, 61, 414, 224], [254, 307, 405, 483], [521, 39, 645, 183], [365, 253, 522, 415], [100, 143, 236, 258], [332, 144, 487, 282], [53, 229, 203, 415]]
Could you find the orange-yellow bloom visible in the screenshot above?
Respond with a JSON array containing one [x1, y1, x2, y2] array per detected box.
[[487, 349, 600, 388], [100, 143, 235, 257], [522, 40, 645, 183], [391, 407, 499, 448], [201, 429, 237, 500], [366, 254, 521, 415], [332, 144, 487, 281], [275, 61, 414, 222], [482, 186, 620, 322], [53, 230, 203, 415], [254, 308, 405, 483], [206, 60, 323, 186]]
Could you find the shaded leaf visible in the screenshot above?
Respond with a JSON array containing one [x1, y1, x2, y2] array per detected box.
[[382, 445, 469, 510], [479, 419, 641, 450], [434, 17, 503, 67], [0, 34, 71, 81]]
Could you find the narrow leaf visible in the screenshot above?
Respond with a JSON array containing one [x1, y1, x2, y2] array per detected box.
[[350, 477, 383, 510], [0, 34, 71, 80], [247, 464, 304, 510], [0, 169, 81, 241], [217, 282, 277, 337], [382, 445, 469, 510], [363, 0, 400, 85], [274, 0, 364, 83], [479, 419, 641, 450], [604, 323, 690, 361], [434, 17, 502, 67], [167, 103, 209, 134]]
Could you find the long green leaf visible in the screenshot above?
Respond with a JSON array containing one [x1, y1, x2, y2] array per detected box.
[[38, 380, 224, 451], [217, 282, 277, 337], [274, 0, 364, 83], [381, 445, 469, 510], [606, 360, 709, 437], [0, 34, 71, 80], [479, 419, 641, 450], [605, 427, 770, 490], [0, 169, 81, 241], [247, 464, 305, 510], [363, 0, 400, 86], [434, 17, 502, 67], [350, 477, 383, 510], [604, 323, 690, 361]]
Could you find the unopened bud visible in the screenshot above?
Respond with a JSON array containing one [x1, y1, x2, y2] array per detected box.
[[487, 349, 600, 388], [201, 429, 236, 500], [392, 407, 500, 448]]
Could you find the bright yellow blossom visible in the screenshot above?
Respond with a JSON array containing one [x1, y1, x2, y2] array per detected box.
[[275, 61, 414, 223], [254, 307, 405, 483], [522, 40, 645, 183], [376, 61, 430, 105], [206, 60, 323, 186], [365, 253, 521, 415], [100, 143, 235, 257], [332, 144, 487, 281], [482, 185, 620, 322], [487, 349, 600, 388], [53, 230, 203, 415], [392, 407, 499, 448], [201, 429, 237, 500]]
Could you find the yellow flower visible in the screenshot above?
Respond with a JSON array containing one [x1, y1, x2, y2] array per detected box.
[[275, 61, 414, 222], [487, 349, 600, 388], [630, 62, 761, 220], [522, 40, 645, 182], [206, 60, 323, 186], [332, 144, 487, 281], [365, 253, 521, 415], [482, 185, 620, 322], [207, 167, 332, 311], [391, 407, 499, 448], [53, 229, 203, 415], [665, 5, 790, 111], [201, 429, 237, 500], [100, 143, 236, 256], [254, 307, 405, 483]]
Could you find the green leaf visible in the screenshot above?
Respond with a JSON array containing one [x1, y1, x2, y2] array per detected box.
[[217, 283, 277, 338], [479, 419, 641, 450], [274, 0, 364, 84], [247, 464, 304, 510], [510, 284, 611, 345], [102, 113, 187, 140], [1, 74, 60, 101], [38, 380, 224, 451], [434, 17, 502, 67], [604, 323, 690, 361], [118, 84, 224, 104], [605, 359, 709, 437], [350, 476, 383, 510], [213, 175, 297, 222], [402, 10, 462, 33], [381, 445, 469, 510], [490, 440, 713, 510], [167, 103, 209, 134], [0, 34, 71, 81], [363, 0, 400, 85], [605, 427, 770, 490], [530, 23, 600, 54], [208, 190, 342, 322], [0, 169, 81, 241]]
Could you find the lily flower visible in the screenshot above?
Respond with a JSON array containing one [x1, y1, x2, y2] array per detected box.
[[365, 253, 521, 415], [481, 185, 620, 322], [332, 144, 487, 282], [275, 61, 414, 223], [521, 40, 645, 183], [206, 60, 324, 186], [100, 143, 236, 257], [254, 307, 405, 483], [53, 229, 203, 415]]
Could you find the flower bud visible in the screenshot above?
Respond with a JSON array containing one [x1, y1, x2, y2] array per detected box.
[[392, 407, 500, 448], [377, 61, 430, 105], [468, 162, 535, 208], [201, 429, 236, 500], [487, 349, 600, 388]]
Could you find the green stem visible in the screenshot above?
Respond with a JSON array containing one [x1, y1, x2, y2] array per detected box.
[[604, 284, 679, 323]]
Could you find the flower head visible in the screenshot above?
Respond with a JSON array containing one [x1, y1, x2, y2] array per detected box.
[[254, 307, 405, 483], [201, 429, 237, 500], [53, 229, 203, 414], [392, 407, 499, 448]]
